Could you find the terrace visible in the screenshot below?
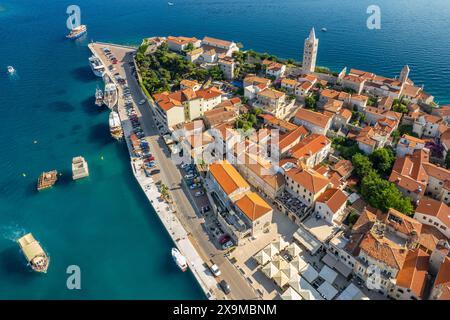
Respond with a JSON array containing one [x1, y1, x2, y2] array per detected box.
[[275, 191, 313, 223]]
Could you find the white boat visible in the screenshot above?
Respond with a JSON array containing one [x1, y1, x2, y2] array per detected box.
[[95, 87, 103, 106], [7, 66, 15, 74], [171, 248, 188, 272], [109, 111, 123, 140], [103, 82, 118, 110], [17, 233, 50, 273], [168, 2, 174, 5], [321, 27, 328, 32], [72, 156, 89, 180], [88, 55, 105, 77], [66, 24, 87, 39]]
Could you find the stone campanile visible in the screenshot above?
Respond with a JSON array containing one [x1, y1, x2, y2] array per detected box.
[[399, 65, 410, 83], [302, 28, 319, 74]]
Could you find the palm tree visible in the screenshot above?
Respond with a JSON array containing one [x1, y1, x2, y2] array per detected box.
[[160, 183, 170, 200]]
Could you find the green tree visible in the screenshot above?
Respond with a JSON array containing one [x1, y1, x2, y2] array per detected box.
[[208, 65, 224, 81], [367, 97, 377, 106], [370, 148, 395, 177], [304, 96, 317, 110], [347, 211, 359, 228], [184, 43, 194, 52], [446, 152, 450, 169], [360, 175, 413, 214], [352, 153, 374, 177], [397, 124, 418, 137], [392, 98, 408, 114], [286, 58, 295, 65], [253, 107, 262, 116]]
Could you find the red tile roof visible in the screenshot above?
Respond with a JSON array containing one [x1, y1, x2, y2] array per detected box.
[[295, 108, 331, 129], [395, 249, 430, 298], [416, 197, 450, 229], [286, 168, 330, 194], [289, 134, 330, 160], [316, 188, 348, 213], [235, 192, 272, 221]]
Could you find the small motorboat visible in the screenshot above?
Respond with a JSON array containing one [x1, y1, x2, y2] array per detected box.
[[7, 66, 15, 74], [171, 248, 188, 272], [321, 27, 328, 32], [168, 2, 174, 6]]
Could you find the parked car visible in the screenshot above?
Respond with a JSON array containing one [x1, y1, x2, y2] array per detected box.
[[201, 205, 211, 213], [189, 183, 201, 190], [219, 280, 231, 294], [222, 240, 234, 250], [139, 99, 146, 105], [210, 264, 221, 277], [219, 235, 231, 245], [184, 174, 194, 179], [195, 190, 205, 197]]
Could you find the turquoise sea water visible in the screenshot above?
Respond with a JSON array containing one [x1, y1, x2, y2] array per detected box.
[[0, 0, 449, 299]]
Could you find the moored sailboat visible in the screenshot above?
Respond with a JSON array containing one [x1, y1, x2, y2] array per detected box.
[[95, 87, 103, 106], [109, 111, 123, 140], [103, 82, 118, 110]]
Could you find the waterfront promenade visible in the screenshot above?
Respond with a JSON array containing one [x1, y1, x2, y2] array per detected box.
[[88, 42, 258, 300]]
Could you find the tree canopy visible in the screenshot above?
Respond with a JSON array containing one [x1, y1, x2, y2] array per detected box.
[[351, 153, 413, 215], [369, 148, 395, 177]]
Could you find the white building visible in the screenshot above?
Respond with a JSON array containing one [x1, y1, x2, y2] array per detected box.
[[284, 167, 330, 207], [396, 134, 426, 158], [293, 108, 332, 135], [314, 188, 348, 224], [414, 197, 450, 239]]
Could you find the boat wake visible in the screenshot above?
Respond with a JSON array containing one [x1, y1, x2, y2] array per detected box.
[[1, 224, 27, 242]]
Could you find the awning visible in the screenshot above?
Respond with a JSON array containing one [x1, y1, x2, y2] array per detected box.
[[318, 281, 339, 300], [322, 253, 352, 278], [293, 227, 321, 255], [281, 286, 303, 300], [322, 253, 338, 268], [319, 265, 338, 284], [300, 264, 319, 283], [335, 261, 353, 278], [336, 283, 369, 300]]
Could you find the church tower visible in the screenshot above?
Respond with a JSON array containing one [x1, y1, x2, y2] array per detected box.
[[399, 65, 410, 83], [302, 28, 319, 74]]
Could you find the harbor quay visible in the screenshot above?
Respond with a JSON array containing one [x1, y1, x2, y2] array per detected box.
[[88, 42, 258, 300]]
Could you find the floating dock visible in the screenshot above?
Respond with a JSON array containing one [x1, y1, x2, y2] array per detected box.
[[37, 170, 58, 191], [72, 156, 89, 180]]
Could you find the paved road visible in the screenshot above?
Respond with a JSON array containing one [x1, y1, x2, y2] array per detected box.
[[95, 44, 259, 300]]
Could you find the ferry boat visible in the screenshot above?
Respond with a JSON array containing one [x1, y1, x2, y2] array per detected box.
[[103, 82, 118, 110], [95, 88, 103, 106], [7, 66, 15, 74], [171, 248, 188, 272], [72, 156, 89, 180], [109, 111, 124, 140], [88, 55, 105, 77], [66, 25, 87, 39], [37, 170, 58, 191], [17, 233, 50, 273]]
